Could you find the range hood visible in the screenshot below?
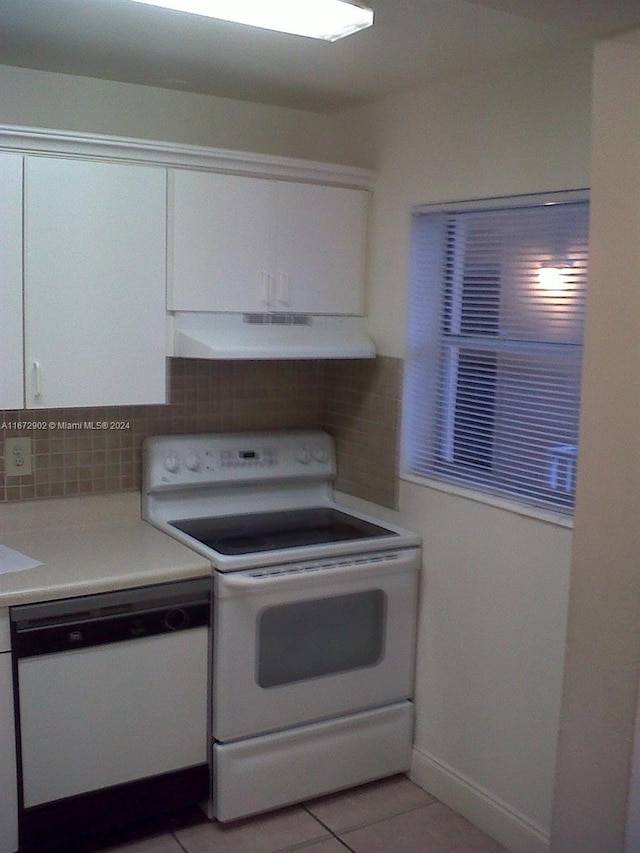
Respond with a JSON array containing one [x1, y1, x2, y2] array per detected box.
[[171, 312, 376, 360]]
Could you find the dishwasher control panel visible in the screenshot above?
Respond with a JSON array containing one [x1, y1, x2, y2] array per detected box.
[[10, 578, 211, 658]]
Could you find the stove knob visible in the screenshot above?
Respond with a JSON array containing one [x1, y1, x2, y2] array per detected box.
[[164, 454, 179, 473], [185, 452, 200, 471], [296, 447, 311, 464]]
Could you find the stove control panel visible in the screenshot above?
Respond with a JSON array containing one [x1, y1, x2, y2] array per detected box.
[[144, 430, 336, 491], [218, 446, 278, 468]]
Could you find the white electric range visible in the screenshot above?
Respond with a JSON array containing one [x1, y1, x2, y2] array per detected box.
[[142, 429, 421, 822]]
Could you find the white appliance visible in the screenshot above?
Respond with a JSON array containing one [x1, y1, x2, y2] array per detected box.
[[10, 579, 211, 849], [172, 312, 376, 360], [143, 429, 421, 822]]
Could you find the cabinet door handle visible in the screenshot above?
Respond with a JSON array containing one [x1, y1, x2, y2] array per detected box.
[[261, 271, 273, 306], [33, 361, 42, 399], [276, 272, 289, 305]]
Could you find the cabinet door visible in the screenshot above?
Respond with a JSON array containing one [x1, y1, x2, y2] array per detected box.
[[168, 170, 273, 312], [0, 152, 24, 410], [275, 183, 368, 315], [24, 157, 167, 408]]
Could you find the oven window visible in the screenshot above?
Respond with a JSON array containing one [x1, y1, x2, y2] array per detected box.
[[257, 590, 386, 688]]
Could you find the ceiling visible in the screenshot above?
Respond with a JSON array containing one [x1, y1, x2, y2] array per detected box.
[[1, 0, 640, 113]]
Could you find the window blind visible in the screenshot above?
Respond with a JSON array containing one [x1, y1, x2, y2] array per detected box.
[[403, 193, 589, 513]]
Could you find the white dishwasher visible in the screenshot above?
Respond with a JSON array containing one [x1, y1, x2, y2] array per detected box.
[[10, 578, 210, 851]]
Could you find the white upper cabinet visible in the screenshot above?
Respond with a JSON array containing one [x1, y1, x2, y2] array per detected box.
[[168, 170, 273, 313], [24, 156, 167, 409], [1, 125, 375, 401], [168, 169, 368, 315], [0, 152, 24, 410], [274, 181, 367, 315]]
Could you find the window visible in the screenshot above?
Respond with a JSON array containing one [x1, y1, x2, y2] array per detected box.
[[402, 192, 589, 514]]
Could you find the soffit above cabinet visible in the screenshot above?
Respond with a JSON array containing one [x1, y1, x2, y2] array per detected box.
[[0, 125, 376, 190]]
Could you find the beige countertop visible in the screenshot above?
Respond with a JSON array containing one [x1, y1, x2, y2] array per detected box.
[[0, 492, 211, 607]]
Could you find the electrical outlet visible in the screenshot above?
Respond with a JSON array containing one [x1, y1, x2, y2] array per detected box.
[[4, 437, 33, 477]]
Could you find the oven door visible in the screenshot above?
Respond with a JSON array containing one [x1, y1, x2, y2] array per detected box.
[[213, 548, 419, 742]]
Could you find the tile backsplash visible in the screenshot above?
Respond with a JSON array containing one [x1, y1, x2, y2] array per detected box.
[[0, 356, 402, 509], [324, 357, 402, 508]]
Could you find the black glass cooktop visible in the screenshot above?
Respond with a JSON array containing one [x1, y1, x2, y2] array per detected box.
[[169, 507, 397, 555]]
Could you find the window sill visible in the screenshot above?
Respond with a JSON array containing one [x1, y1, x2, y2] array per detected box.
[[399, 472, 574, 530]]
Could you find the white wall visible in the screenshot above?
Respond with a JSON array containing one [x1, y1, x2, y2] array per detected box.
[[403, 483, 572, 852], [0, 64, 374, 167], [550, 30, 640, 853], [342, 45, 592, 357], [342, 45, 593, 853]]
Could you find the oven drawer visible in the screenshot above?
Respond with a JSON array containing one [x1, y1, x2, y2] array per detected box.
[[213, 548, 419, 742], [213, 701, 414, 822]]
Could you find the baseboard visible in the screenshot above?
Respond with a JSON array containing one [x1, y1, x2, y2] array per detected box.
[[409, 746, 550, 853]]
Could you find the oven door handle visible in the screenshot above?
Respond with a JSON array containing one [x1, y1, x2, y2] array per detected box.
[[216, 551, 416, 596]]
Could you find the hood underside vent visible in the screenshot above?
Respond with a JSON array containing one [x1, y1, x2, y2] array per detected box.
[[171, 312, 375, 360], [244, 313, 311, 326]]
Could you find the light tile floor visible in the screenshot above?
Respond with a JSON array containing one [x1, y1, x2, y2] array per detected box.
[[101, 775, 509, 853]]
